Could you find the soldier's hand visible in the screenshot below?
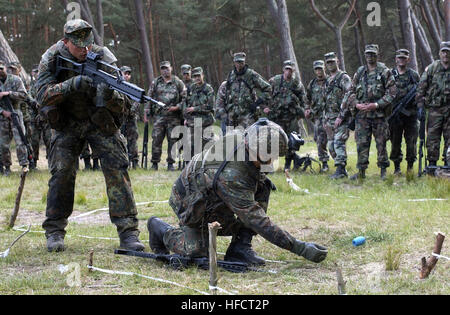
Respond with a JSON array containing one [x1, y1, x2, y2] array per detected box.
[[356, 103, 367, 111], [185, 107, 195, 114], [291, 240, 328, 263], [66, 75, 93, 92], [334, 117, 343, 129], [305, 109, 311, 119], [0, 91, 11, 99], [168, 106, 180, 113], [365, 103, 378, 112], [263, 107, 271, 115], [97, 82, 114, 100], [1, 111, 12, 119]]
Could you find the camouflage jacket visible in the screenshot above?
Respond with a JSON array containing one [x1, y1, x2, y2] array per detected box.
[[146, 75, 186, 119], [0, 74, 27, 114], [416, 60, 450, 109], [224, 66, 271, 121], [306, 77, 327, 120], [35, 40, 125, 131], [347, 62, 398, 119], [215, 81, 227, 120], [268, 74, 307, 121], [391, 67, 420, 114], [170, 132, 297, 251], [324, 70, 352, 121], [184, 82, 215, 128]]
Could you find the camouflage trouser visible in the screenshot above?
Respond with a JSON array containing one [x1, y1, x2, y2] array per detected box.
[[355, 117, 390, 170], [151, 115, 182, 164], [123, 116, 139, 163], [0, 110, 29, 167], [162, 176, 271, 257], [314, 117, 330, 163], [42, 121, 138, 237], [389, 114, 419, 164], [426, 106, 449, 163], [228, 113, 256, 130], [324, 118, 349, 167], [30, 117, 52, 162]]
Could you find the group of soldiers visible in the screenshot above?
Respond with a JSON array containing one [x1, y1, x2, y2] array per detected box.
[[1, 18, 448, 268]]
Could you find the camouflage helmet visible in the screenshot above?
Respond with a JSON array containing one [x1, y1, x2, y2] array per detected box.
[[313, 60, 325, 70], [31, 64, 40, 72], [160, 61, 171, 69], [365, 44, 379, 55], [191, 67, 203, 76], [64, 19, 94, 48], [283, 60, 295, 70], [324, 52, 338, 62], [396, 49, 410, 58], [120, 66, 132, 73], [245, 118, 289, 161], [8, 61, 21, 70], [181, 64, 192, 74], [440, 41, 450, 52], [233, 52, 246, 63]]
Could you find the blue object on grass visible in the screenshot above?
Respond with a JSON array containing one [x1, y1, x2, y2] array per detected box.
[[352, 236, 366, 247]]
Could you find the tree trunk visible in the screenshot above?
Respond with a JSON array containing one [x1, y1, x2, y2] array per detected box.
[[398, 0, 419, 71], [96, 0, 105, 43], [445, 0, 450, 41], [421, 0, 442, 52], [146, 0, 158, 76], [134, 0, 155, 88], [411, 7, 435, 66], [431, 0, 444, 38], [0, 30, 29, 82]]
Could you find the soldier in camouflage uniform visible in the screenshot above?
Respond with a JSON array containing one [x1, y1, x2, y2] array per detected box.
[[268, 60, 308, 171], [416, 41, 450, 167], [223, 52, 271, 129], [147, 119, 328, 266], [215, 80, 229, 135], [389, 49, 420, 175], [183, 67, 215, 160], [305, 60, 329, 172], [28, 64, 52, 171], [0, 60, 29, 176], [35, 19, 144, 252], [120, 66, 140, 169], [323, 52, 352, 179], [145, 61, 186, 171], [347, 44, 398, 180], [180, 64, 193, 87]]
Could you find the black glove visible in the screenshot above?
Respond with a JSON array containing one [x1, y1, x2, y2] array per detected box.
[[70, 75, 93, 91], [264, 177, 277, 191], [250, 99, 264, 113], [291, 240, 328, 263]]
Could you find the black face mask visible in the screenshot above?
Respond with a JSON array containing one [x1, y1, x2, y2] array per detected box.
[[234, 64, 248, 76]]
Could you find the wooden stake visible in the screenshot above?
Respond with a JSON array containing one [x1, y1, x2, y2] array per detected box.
[[9, 167, 29, 228], [420, 232, 446, 279], [336, 267, 347, 295], [89, 250, 94, 272], [208, 222, 221, 295]]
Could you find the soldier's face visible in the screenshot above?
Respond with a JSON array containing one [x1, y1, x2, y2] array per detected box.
[[234, 61, 245, 72], [183, 73, 191, 81], [64, 39, 92, 61], [326, 60, 338, 72], [8, 67, 19, 76], [124, 72, 132, 82], [314, 68, 325, 78], [0, 65, 6, 78], [283, 68, 293, 79], [193, 74, 204, 85], [365, 53, 378, 65], [396, 56, 408, 68], [161, 66, 172, 78], [440, 50, 450, 64]]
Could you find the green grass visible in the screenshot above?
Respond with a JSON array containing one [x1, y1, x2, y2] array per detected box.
[[0, 124, 449, 295]]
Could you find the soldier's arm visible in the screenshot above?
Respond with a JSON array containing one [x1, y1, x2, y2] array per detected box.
[[176, 80, 187, 109], [145, 81, 156, 114], [253, 72, 272, 104], [216, 173, 297, 251], [376, 69, 398, 109], [338, 74, 353, 119], [415, 70, 429, 109], [8, 77, 28, 101], [192, 85, 215, 115], [215, 82, 228, 120]]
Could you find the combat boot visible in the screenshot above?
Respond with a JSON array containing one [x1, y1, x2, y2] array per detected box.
[[0, 162, 4, 175], [84, 158, 92, 171], [350, 169, 366, 181], [284, 158, 292, 171], [147, 217, 171, 254], [225, 228, 265, 266], [47, 232, 66, 252], [151, 163, 158, 171], [167, 163, 175, 172], [330, 165, 348, 179], [429, 161, 437, 167], [131, 160, 139, 170], [92, 158, 100, 171], [394, 162, 402, 176], [29, 160, 37, 171], [119, 231, 145, 252], [4, 166, 11, 177], [321, 161, 329, 173], [407, 162, 414, 172], [381, 168, 387, 180]]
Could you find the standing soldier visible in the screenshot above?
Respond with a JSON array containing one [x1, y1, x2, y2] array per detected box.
[[268, 60, 308, 171], [120, 66, 140, 169], [416, 41, 450, 168], [305, 60, 330, 172], [35, 19, 145, 252], [223, 52, 271, 129], [145, 61, 186, 171], [147, 119, 328, 266], [0, 60, 29, 176], [348, 44, 398, 180], [323, 52, 353, 179], [389, 49, 420, 175], [183, 67, 215, 160], [215, 80, 228, 135], [180, 64, 193, 88]]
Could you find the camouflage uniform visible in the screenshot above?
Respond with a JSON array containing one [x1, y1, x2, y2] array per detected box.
[[269, 60, 307, 167], [224, 53, 271, 129], [416, 42, 450, 165], [164, 132, 298, 257], [36, 20, 141, 242], [145, 62, 186, 166], [389, 50, 421, 169], [0, 70, 29, 168], [306, 61, 329, 163], [183, 67, 215, 160], [215, 81, 228, 135], [323, 53, 352, 168], [347, 45, 398, 172]]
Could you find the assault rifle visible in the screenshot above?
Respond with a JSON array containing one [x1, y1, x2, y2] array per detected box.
[[115, 249, 251, 273], [425, 165, 450, 177], [418, 109, 426, 177], [141, 121, 149, 169], [387, 85, 417, 124], [55, 51, 165, 109]]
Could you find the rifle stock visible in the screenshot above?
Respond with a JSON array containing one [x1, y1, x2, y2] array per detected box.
[[141, 122, 149, 169]]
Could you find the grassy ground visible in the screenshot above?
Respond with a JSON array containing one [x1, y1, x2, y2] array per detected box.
[[0, 124, 449, 295]]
